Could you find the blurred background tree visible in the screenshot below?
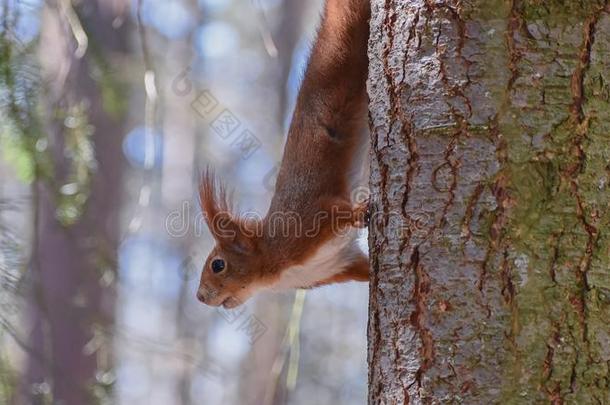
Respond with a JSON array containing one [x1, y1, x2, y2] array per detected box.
[[20, 0, 130, 403]]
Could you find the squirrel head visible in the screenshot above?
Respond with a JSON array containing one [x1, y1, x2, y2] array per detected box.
[[196, 171, 267, 308]]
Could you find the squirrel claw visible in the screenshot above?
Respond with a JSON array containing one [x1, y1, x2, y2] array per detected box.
[[352, 198, 370, 228]]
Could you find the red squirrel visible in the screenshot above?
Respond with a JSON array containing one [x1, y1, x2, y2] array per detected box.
[[197, 0, 371, 308]]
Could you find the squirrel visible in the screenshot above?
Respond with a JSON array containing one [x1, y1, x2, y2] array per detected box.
[[197, 0, 371, 308]]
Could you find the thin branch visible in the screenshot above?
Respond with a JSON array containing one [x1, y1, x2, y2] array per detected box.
[[251, 0, 279, 58], [58, 0, 88, 58], [286, 289, 305, 390], [125, 0, 160, 238], [263, 289, 306, 405]]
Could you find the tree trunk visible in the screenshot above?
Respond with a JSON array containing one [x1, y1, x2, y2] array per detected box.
[[367, 1, 610, 403], [21, 2, 129, 404]]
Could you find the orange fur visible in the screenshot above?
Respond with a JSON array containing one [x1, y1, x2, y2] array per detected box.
[[197, 0, 371, 308]]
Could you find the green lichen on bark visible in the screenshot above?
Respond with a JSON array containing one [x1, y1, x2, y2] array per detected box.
[[494, 1, 610, 402], [368, 0, 610, 403]]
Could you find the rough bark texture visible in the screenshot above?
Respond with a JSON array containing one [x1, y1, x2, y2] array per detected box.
[[367, 0, 610, 403]]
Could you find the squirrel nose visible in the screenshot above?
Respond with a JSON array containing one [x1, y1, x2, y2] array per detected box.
[[196, 290, 206, 303]]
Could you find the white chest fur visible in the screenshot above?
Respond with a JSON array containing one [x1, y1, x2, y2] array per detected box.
[[270, 229, 363, 290]]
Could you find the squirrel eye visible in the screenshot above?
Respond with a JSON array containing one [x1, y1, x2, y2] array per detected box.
[[211, 258, 226, 274]]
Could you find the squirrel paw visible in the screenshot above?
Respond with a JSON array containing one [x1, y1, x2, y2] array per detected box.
[[352, 198, 370, 228]]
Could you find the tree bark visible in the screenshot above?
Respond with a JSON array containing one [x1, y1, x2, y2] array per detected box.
[[367, 0, 610, 403]]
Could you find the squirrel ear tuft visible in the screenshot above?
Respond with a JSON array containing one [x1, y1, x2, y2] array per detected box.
[[199, 168, 230, 224], [199, 169, 257, 254]]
